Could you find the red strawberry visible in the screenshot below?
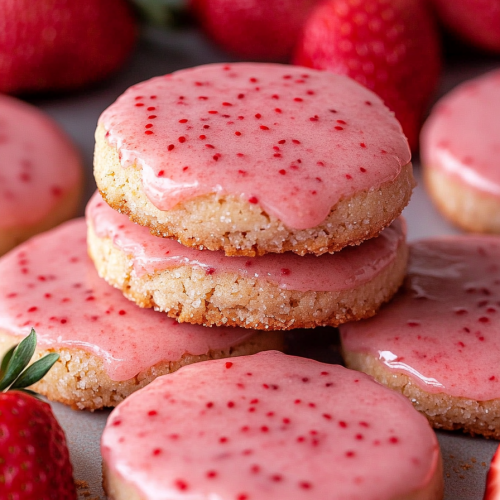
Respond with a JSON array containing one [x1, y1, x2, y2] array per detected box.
[[0, 329, 76, 499], [0, 0, 137, 95], [431, 0, 500, 53], [190, 0, 319, 61], [485, 445, 500, 500], [293, 0, 441, 150]]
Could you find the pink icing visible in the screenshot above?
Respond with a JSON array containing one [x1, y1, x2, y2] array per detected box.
[[99, 63, 410, 230], [341, 236, 500, 401], [0, 95, 81, 228], [421, 70, 500, 196], [0, 219, 256, 381], [87, 192, 406, 292], [102, 351, 440, 500]]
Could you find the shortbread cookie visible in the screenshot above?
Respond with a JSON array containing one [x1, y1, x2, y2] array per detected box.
[[95, 62, 414, 256], [0, 219, 283, 410], [87, 191, 408, 330], [0, 94, 83, 255], [341, 236, 500, 438], [421, 70, 500, 233], [102, 351, 443, 500]]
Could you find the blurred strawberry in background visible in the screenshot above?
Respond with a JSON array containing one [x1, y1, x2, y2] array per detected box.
[[293, 0, 441, 151], [0, 0, 137, 95], [430, 0, 500, 53], [190, 0, 319, 61]]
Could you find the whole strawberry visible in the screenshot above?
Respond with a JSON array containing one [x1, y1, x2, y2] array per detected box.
[[431, 0, 500, 53], [190, 0, 318, 61], [0, 329, 76, 499], [485, 444, 500, 500], [0, 0, 136, 95], [293, 0, 441, 150]]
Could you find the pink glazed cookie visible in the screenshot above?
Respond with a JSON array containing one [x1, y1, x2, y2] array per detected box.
[[87, 191, 408, 330], [0, 94, 83, 255], [101, 351, 443, 500], [0, 220, 283, 410], [95, 62, 414, 256], [421, 70, 500, 233], [341, 236, 500, 438]]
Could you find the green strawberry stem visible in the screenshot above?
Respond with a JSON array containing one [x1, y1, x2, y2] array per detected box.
[[0, 328, 59, 394]]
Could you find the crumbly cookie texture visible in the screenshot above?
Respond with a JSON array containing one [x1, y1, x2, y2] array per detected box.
[[343, 351, 500, 439], [94, 124, 415, 257], [424, 167, 500, 233], [0, 330, 283, 411], [87, 222, 408, 330], [0, 179, 82, 256]]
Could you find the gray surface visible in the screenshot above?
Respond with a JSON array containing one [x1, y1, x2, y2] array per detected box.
[[27, 27, 500, 499]]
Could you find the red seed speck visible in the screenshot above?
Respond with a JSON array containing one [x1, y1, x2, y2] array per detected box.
[[226, 361, 233, 369], [300, 481, 312, 489], [145, 123, 153, 129], [310, 115, 319, 121], [345, 174, 352, 180], [174, 480, 188, 491], [365, 100, 372, 106], [178, 136, 186, 143], [250, 77, 258, 83], [260, 125, 269, 130], [323, 414, 332, 420], [235, 131, 242, 136], [278, 140, 286, 144], [206, 402, 214, 408], [346, 451, 356, 458], [360, 143, 366, 148], [207, 471, 217, 479], [335, 126, 344, 131], [281, 268, 291, 276], [147, 107, 156, 111], [145, 130, 154, 135], [158, 170, 164, 177], [179, 119, 188, 123], [223, 102, 233, 106], [152, 448, 161, 456], [255, 113, 261, 119], [28, 306, 37, 313], [261, 426, 269, 433], [279, 169, 286, 175], [248, 196, 258, 204], [168, 144, 175, 151], [294, 97, 303, 102], [275, 108, 282, 113], [205, 143, 215, 148], [360, 167, 367, 172], [206, 267, 215, 275], [148, 115, 157, 119], [219, 437, 228, 443], [272, 94, 279, 99], [339, 421, 347, 428], [479, 317, 490, 323], [292, 139, 301, 144], [213, 154, 220, 161], [148, 410, 157, 416], [389, 436, 399, 444], [135, 103, 144, 107], [238, 93, 245, 99], [237, 495, 248, 500], [271, 475, 282, 482], [228, 401, 235, 408]]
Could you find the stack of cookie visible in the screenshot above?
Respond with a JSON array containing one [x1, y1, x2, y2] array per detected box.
[[91, 62, 414, 332]]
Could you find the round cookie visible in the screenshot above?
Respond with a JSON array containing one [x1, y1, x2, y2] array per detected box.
[[0, 219, 283, 410], [341, 235, 500, 439], [95, 62, 414, 257], [101, 351, 443, 500], [0, 94, 83, 255], [87, 191, 409, 330], [421, 70, 500, 233]]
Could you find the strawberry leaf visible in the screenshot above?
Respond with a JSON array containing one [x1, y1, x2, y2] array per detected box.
[[11, 352, 59, 390], [0, 328, 36, 391], [0, 344, 16, 377]]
